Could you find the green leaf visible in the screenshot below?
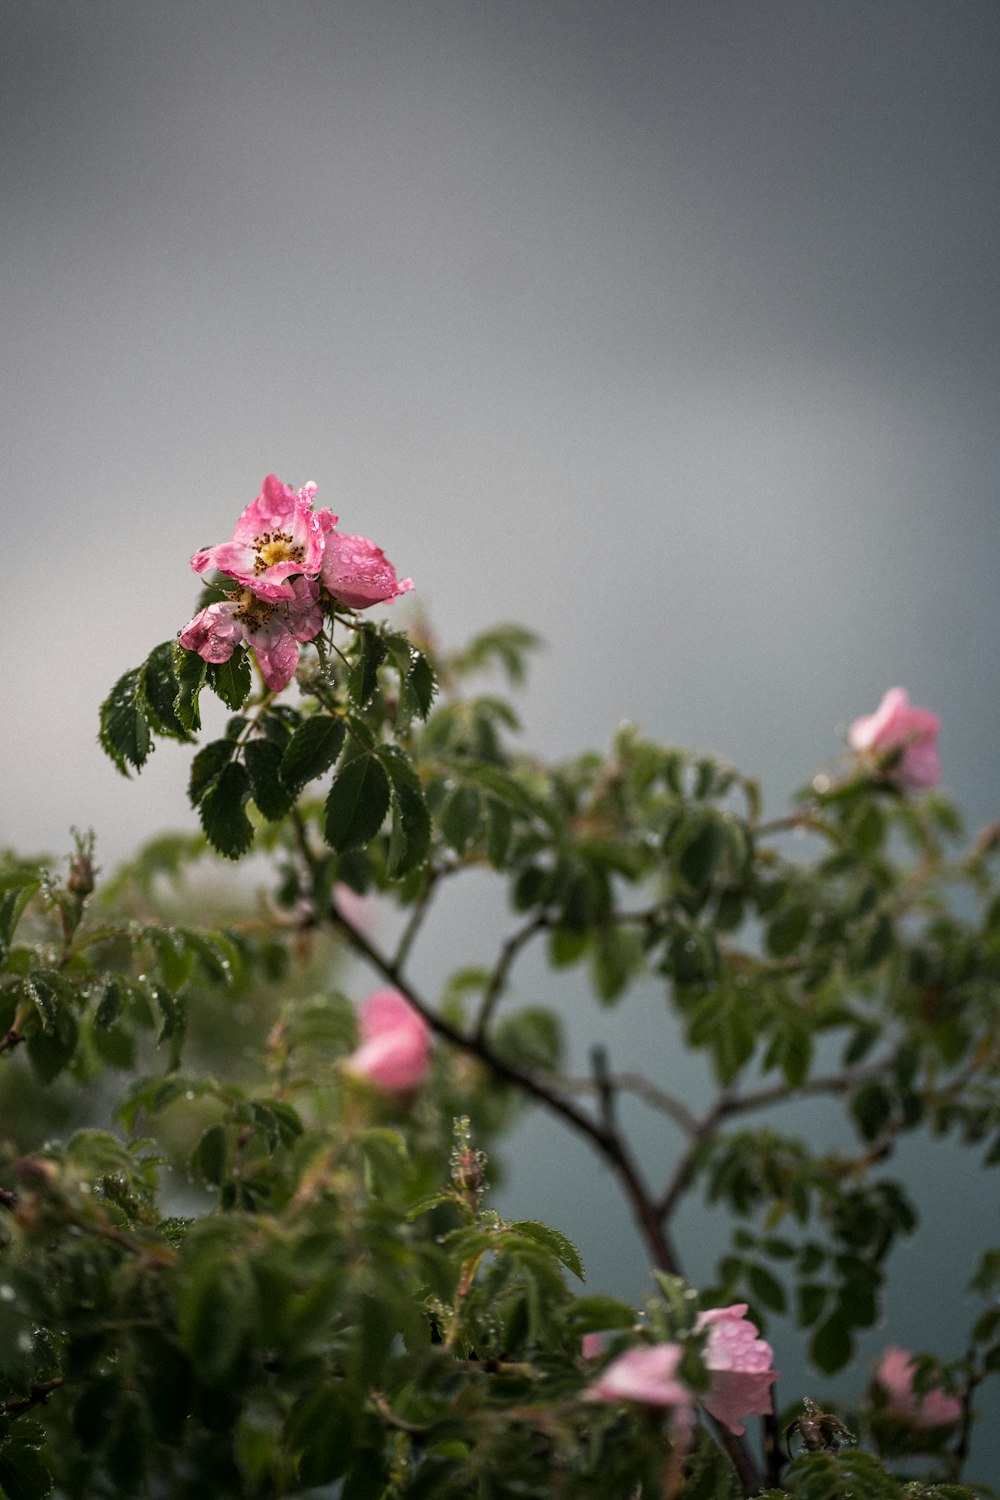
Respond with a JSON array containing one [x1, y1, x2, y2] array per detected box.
[[850, 1081, 894, 1142], [191, 1124, 227, 1187], [746, 1261, 787, 1313], [280, 714, 345, 792], [765, 903, 812, 958], [507, 1220, 585, 1281], [440, 784, 482, 854], [380, 750, 431, 878], [347, 625, 388, 706], [810, 1313, 853, 1373], [207, 647, 252, 710], [675, 811, 728, 891], [173, 645, 206, 732], [244, 738, 295, 820], [324, 756, 390, 852], [95, 978, 124, 1029], [98, 668, 151, 776], [402, 650, 436, 721], [137, 642, 190, 740], [199, 762, 254, 859], [0, 1441, 54, 1500], [0, 876, 40, 962], [797, 1282, 827, 1327], [188, 739, 234, 807]]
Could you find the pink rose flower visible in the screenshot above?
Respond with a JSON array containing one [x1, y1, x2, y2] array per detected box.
[[848, 687, 942, 791], [696, 1304, 778, 1436], [584, 1343, 692, 1415], [581, 1332, 605, 1360], [873, 1346, 962, 1428], [179, 575, 323, 693], [343, 988, 431, 1093], [190, 475, 336, 602], [321, 532, 413, 610]]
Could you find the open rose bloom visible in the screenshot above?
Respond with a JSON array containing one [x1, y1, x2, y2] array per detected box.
[[873, 1345, 962, 1429], [343, 989, 432, 1093], [180, 474, 412, 689], [696, 1304, 778, 1436], [848, 687, 942, 791]]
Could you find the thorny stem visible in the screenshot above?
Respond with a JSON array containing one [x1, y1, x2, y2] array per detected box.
[[3, 1378, 65, 1419]]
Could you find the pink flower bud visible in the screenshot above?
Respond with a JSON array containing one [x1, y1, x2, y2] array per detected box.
[[696, 1304, 778, 1436], [848, 687, 942, 791], [872, 1346, 962, 1428], [321, 532, 413, 610], [343, 988, 431, 1093]]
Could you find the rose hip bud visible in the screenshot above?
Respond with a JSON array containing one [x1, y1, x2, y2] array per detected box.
[[451, 1147, 487, 1199], [67, 853, 96, 898]]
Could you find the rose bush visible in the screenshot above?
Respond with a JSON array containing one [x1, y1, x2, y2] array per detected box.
[[1, 472, 997, 1500]]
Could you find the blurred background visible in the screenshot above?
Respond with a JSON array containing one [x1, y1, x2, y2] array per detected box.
[[4, 0, 999, 1470]]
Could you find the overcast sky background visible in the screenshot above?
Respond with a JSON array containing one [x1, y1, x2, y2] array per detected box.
[[4, 0, 999, 1468]]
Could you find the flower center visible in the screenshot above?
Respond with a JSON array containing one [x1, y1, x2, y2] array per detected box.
[[233, 589, 274, 630], [254, 530, 305, 572]]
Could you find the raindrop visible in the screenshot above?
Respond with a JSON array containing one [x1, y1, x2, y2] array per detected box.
[[17, 1332, 33, 1352], [0, 1284, 15, 1302]]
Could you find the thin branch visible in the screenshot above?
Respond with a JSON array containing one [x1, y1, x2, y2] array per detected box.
[[0, 1029, 24, 1057], [3, 1378, 65, 1418], [473, 911, 550, 1041], [393, 868, 442, 972], [553, 1070, 700, 1137]]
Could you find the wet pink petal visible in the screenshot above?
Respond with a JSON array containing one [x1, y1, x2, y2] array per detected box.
[[343, 988, 431, 1093], [696, 1304, 778, 1436], [873, 1346, 962, 1428], [584, 1343, 692, 1414], [321, 532, 413, 610], [178, 577, 324, 693], [848, 687, 942, 790], [191, 476, 336, 601]]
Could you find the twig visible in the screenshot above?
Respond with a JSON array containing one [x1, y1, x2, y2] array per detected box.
[[554, 1071, 700, 1137], [473, 911, 550, 1041], [3, 1378, 65, 1418]]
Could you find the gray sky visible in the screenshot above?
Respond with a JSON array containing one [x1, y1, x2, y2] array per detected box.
[[4, 0, 1000, 1464]]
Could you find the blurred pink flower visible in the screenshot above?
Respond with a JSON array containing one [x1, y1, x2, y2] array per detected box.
[[581, 1332, 604, 1360], [696, 1304, 778, 1436], [179, 576, 323, 693], [873, 1346, 962, 1428], [584, 1343, 692, 1415], [344, 988, 431, 1093], [321, 532, 413, 610], [190, 475, 336, 602], [848, 687, 942, 791]]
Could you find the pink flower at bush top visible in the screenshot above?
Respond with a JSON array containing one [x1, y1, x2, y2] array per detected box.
[[190, 475, 336, 602], [873, 1346, 962, 1428], [848, 687, 942, 791], [696, 1304, 778, 1436], [321, 532, 413, 610], [179, 576, 323, 693], [584, 1343, 692, 1416], [343, 989, 431, 1093]]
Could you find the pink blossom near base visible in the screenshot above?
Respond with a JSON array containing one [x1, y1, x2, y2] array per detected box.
[[847, 687, 942, 790], [873, 1346, 962, 1428], [190, 475, 336, 602], [580, 1332, 605, 1360], [343, 988, 432, 1093], [583, 1343, 693, 1416], [696, 1304, 778, 1436], [320, 531, 414, 610], [178, 576, 323, 693]]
